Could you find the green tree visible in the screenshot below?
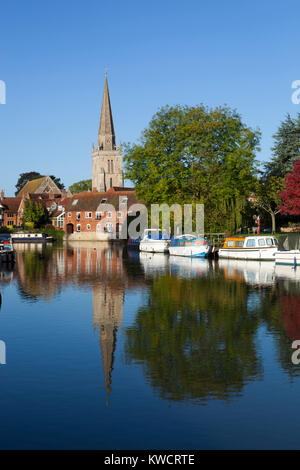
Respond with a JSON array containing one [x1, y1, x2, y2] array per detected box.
[[49, 175, 65, 190], [264, 113, 300, 178], [124, 105, 260, 232], [252, 176, 284, 233], [23, 200, 48, 227], [68, 179, 92, 194]]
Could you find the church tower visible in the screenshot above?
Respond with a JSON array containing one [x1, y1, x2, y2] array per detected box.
[[92, 73, 123, 192]]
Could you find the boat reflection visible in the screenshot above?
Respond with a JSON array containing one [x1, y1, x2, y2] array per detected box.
[[218, 259, 276, 286]]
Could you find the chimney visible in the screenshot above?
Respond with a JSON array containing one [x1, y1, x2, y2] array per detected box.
[[0, 189, 4, 200]]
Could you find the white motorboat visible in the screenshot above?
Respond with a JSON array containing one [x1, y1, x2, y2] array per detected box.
[[168, 234, 211, 257], [275, 250, 300, 266], [139, 229, 170, 253], [218, 236, 278, 261]]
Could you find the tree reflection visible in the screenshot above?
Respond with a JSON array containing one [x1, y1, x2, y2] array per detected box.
[[260, 283, 300, 378], [125, 274, 263, 404]]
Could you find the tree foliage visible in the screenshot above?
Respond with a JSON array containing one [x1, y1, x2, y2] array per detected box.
[[23, 200, 48, 227], [252, 176, 284, 233], [279, 159, 300, 215], [264, 113, 300, 178], [124, 105, 260, 232], [68, 179, 92, 194]]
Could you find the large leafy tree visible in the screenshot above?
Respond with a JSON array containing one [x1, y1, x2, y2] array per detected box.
[[68, 179, 92, 194], [264, 113, 300, 178], [15, 172, 65, 195], [252, 176, 284, 233], [124, 105, 260, 232], [279, 159, 300, 215]]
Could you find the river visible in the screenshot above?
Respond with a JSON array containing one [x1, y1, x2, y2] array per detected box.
[[0, 241, 300, 449]]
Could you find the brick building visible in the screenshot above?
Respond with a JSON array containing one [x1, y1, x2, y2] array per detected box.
[[63, 187, 138, 240]]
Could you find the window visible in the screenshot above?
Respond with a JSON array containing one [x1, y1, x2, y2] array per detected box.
[[106, 223, 113, 233], [95, 212, 102, 220], [87, 224, 91, 231], [227, 240, 234, 247], [101, 198, 107, 204], [76, 212, 81, 221], [96, 223, 101, 232], [273, 238, 278, 246], [76, 224, 81, 232], [68, 212, 71, 217], [117, 212, 122, 218], [258, 239, 266, 246], [266, 238, 273, 246], [235, 240, 244, 247], [72, 199, 78, 206], [120, 197, 128, 204], [107, 212, 112, 218], [110, 178, 112, 188], [85, 212, 92, 218], [246, 239, 256, 247]]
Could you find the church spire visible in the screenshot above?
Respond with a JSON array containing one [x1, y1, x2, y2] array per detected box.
[[98, 72, 116, 151]]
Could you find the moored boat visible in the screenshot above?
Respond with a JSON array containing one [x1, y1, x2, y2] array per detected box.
[[139, 229, 170, 253], [11, 233, 54, 243], [218, 236, 278, 261], [127, 237, 141, 250], [168, 234, 211, 257], [0, 238, 15, 264], [275, 250, 300, 266]]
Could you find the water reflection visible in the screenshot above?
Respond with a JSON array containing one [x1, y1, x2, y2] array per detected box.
[[1, 244, 300, 406]]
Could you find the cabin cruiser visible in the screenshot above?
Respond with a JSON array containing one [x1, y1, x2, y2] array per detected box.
[[0, 237, 15, 263], [218, 236, 278, 261], [275, 251, 300, 266], [169, 234, 211, 257], [10, 233, 54, 243], [139, 229, 170, 253], [127, 237, 141, 250]]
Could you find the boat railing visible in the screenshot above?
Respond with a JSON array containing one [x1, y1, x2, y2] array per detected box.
[[204, 233, 226, 246]]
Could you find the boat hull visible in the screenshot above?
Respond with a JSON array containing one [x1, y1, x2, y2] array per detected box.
[[275, 251, 300, 266], [140, 240, 169, 253], [169, 245, 210, 257], [218, 247, 277, 261]]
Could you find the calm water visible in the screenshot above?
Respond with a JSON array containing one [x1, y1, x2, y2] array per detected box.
[[1, 242, 300, 449]]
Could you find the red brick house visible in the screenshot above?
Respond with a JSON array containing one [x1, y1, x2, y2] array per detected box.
[[63, 187, 138, 240], [0, 189, 71, 229], [0, 192, 22, 227]]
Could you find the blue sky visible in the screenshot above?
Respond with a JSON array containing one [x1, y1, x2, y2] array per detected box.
[[1, 0, 300, 195]]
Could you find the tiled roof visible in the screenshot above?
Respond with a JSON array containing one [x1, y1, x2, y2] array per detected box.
[[1, 198, 21, 213], [17, 177, 47, 197], [65, 190, 139, 212]]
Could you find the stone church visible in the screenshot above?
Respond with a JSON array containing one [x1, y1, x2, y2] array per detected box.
[[92, 73, 123, 192]]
